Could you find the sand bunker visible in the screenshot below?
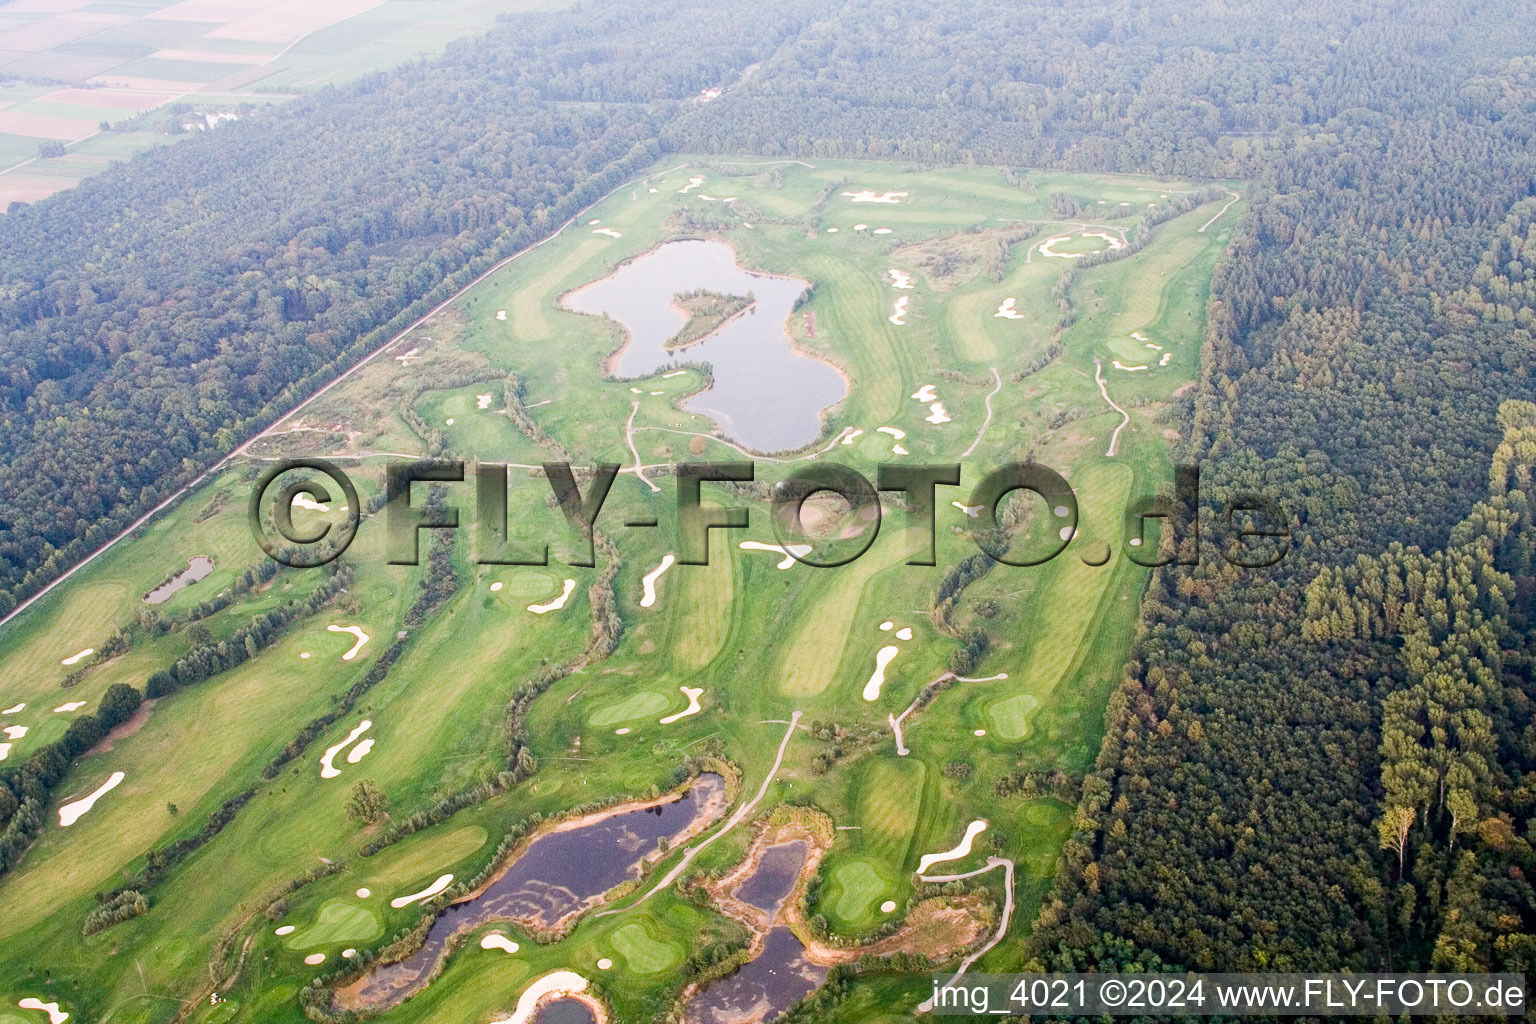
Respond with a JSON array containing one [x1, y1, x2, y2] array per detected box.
[[394, 347, 419, 364], [974, 729, 986, 736], [880, 621, 893, 631], [477, 393, 493, 409], [873, 228, 892, 235], [593, 228, 622, 238], [1038, 235, 1079, 258], [481, 933, 520, 954], [305, 953, 326, 966], [739, 541, 811, 569], [1059, 526, 1075, 542], [1160, 352, 1172, 365], [844, 190, 908, 203], [2, 703, 24, 715], [0, 744, 9, 761], [840, 428, 863, 445], [678, 176, 704, 193], [292, 492, 329, 513], [496, 311, 507, 321], [659, 686, 705, 724], [916, 820, 988, 875], [862, 645, 901, 701], [588, 220, 600, 225], [887, 268, 914, 289], [925, 402, 951, 424], [615, 728, 630, 735], [640, 556, 675, 609], [343, 948, 357, 958], [3, 726, 26, 740], [391, 873, 454, 909], [853, 224, 868, 231], [445, 418, 455, 425], [59, 771, 125, 827], [490, 971, 591, 1024], [911, 384, 937, 402], [888, 296, 909, 325], [952, 501, 983, 518], [896, 627, 913, 640], [18, 999, 68, 1024], [54, 701, 86, 713], [1131, 330, 1149, 342], [1112, 361, 1148, 372], [662, 370, 687, 378], [529, 578, 577, 614], [61, 648, 94, 666], [327, 625, 370, 661], [320, 720, 371, 779], [994, 297, 1024, 319], [892, 444, 909, 455], [597, 957, 613, 970], [825, 227, 838, 233], [491, 582, 503, 592], [356, 888, 371, 898], [275, 925, 295, 936], [881, 900, 897, 913], [346, 739, 374, 765], [877, 426, 906, 439], [1080, 229, 1125, 249]]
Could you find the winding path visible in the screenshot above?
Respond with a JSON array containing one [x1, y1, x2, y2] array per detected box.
[[1198, 189, 1241, 233], [960, 367, 1003, 458], [914, 856, 1017, 1013], [1093, 358, 1131, 457], [596, 711, 801, 915], [625, 402, 660, 493]]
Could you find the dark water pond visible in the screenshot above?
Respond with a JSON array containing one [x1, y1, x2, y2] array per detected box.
[[536, 998, 597, 1024], [686, 841, 824, 1024], [562, 239, 845, 452], [143, 555, 214, 604], [352, 774, 727, 1008]]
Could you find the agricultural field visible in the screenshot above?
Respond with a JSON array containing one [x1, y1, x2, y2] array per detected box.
[[0, 0, 566, 206], [0, 156, 1239, 1023]]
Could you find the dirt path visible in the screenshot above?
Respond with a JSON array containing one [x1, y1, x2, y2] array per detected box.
[[597, 712, 801, 915], [960, 367, 1003, 458], [1198, 189, 1241, 232], [915, 856, 1017, 1013], [1093, 358, 1131, 457], [625, 402, 660, 493]]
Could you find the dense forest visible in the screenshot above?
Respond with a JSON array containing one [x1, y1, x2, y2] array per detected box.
[[4, 0, 1536, 984]]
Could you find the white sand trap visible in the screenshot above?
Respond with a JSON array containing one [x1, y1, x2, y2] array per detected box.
[[925, 402, 950, 424], [1119, 201, 1130, 206], [630, 387, 642, 393], [491, 582, 503, 592], [1131, 330, 1149, 341], [840, 428, 863, 445], [873, 228, 892, 235], [356, 888, 371, 898], [678, 175, 704, 193], [597, 957, 613, 970], [723, 197, 737, 203], [615, 728, 630, 735], [1059, 526, 1075, 542], [59, 771, 125, 827], [445, 417, 455, 425], [1080, 229, 1125, 249], [292, 492, 328, 513], [588, 219, 600, 225], [880, 620, 894, 630], [1112, 361, 1148, 372], [61, 648, 94, 666], [1160, 352, 1172, 366], [862, 645, 901, 701], [1144, 342, 1162, 350], [994, 297, 1023, 319], [896, 627, 913, 640], [346, 738, 374, 765], [481, 933, 520, 954], [649, 187, 658, 193], [650, 390, 663, 395], [974, 729, 986, 736], [825, 227, 838, 233], [327, 625, 370, 661], [844, 190, 908, 203], [1130, 537, 1143, 547], [660, 686, 704, 724], [1097, 200, 1107, 204], [953, 501, 983, 518], [916, 820, 988, 874], [275, 925, 295, 936], [300, 652, 311, 659], [887, 268, 914, 289], [2, 703, 24, 715], [391, 873, 454, 908], [342, 948, 357, 958], [662, 370, 687, 378], [394, 347, 419, 364], [0, 744, 9, 761], [18, 999, 68, 1024], [1038, 235, 1079, 259], [54, 701, 87, 713], [491, 971, 591, 1024], [698, 194, 717, 201], [892, 444, 909, 455], [477, 393, 493, 409], [639, 556, 674, 609], [877, 426, 906, 439], [911, 384, 937, 402], [853, 223, 868, 231], [496, 310, 507, 320], [738, 541, 811, 569], [320, 721, 371, 778], [304, 953, 325, 966], [529, 578, 577, 614], [3, 725, 26, 740], [593, 228, 622, 238], [880, 900, 897, 913]]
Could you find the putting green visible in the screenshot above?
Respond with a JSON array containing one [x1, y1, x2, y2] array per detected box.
[[590, 691, 670, 726], [827, 858, 889, 925], [1021, 799, 1069, 828], [284, 898, 383, 950], [495, 570, 558, 598], [986, 693, 1041, 740], [607, 919, 685, 974]]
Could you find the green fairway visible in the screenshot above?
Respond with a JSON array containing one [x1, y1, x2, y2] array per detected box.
[[283, 899, 383, 950], [589, 691, 671, 726], [986, 693, 1042, 740]]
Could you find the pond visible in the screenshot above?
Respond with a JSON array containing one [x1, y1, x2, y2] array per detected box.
[[562, 239, 846, 453], [535, 998, 597, 1024], [348, 773, 728, 1009], [143, 555, 214, 604]]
